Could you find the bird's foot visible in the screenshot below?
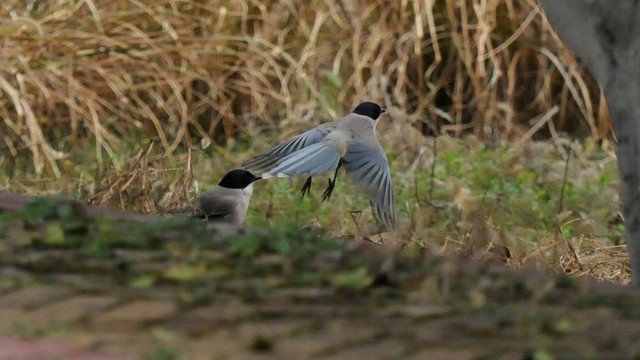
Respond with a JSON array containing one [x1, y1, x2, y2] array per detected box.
[[300, 176, 312, 198], [321, 177, 335, 202]]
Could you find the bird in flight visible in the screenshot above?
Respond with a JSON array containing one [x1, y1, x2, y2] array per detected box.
[[243, 102, 397, 232]]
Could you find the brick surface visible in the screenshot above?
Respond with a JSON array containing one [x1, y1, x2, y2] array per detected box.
[[0, 335, 137, 360], [316, 338, 407, 360], [166, 300, 256, 336], [0, 285, 71, 310], [93, 300, 177, 330], [274, 320, 385, 359], [273, 334, 333, 358], [406, 348, 480, 360], [254, 303, 358, 318], [322, 319, 388, 342], [45, 332, 104, 350], [0, 300, 123, 335], [46, 331, 158, 358], [380, 304, 454, 319], [88, 331, 157, 358], [187, 319, 313, 360], [0, 308, 39, 330], [30, 295, 119, 324], [0, 268, 33, 291]]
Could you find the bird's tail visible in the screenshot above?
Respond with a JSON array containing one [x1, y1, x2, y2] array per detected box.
[[264, 143, 341, 178]]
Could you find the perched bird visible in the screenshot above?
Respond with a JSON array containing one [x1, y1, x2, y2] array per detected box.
[[243, 102, 397, 231], [184, 169, 261, 225]]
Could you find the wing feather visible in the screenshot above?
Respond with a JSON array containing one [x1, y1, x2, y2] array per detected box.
[[342, 140, 397, 231], [266, 142, 341, 177], [243, 127, 331, 172]]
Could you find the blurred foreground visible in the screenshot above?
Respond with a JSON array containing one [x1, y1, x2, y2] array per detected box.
[[0, 194, 639, 359]]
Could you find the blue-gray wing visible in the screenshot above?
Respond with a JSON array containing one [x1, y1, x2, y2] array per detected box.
[[265, 142, 342, 177], [342, 140, 398, 232], [243, 127, 331, 172]]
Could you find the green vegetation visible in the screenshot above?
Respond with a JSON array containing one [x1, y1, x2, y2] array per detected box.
[[0, 0, 628, 286], [0, 135, 627, 285], [147, 347, 178, 360]]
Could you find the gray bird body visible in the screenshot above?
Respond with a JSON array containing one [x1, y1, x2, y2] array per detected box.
[[243, 102, 397, 231], [184, 169, 260, 226], [192, 184, 254, 225]]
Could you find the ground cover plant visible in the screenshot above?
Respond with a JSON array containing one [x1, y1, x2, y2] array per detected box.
[[0, 0, 629, 284]]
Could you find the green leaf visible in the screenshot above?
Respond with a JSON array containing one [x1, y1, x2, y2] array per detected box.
[[227, 235, 262, 256], [44, 223, 65, 245], [268, 236, 291, 256], [22, 197, 58, 221], [329, 267, 374, 291], [131, 275, 155, 288], [321, 69, 343, 88], [163, 263, 207, 281], [532, 350, 554, 360]]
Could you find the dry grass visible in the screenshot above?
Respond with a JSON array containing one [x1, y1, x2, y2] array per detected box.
[[86, 138, 194, 213], [0, 1, 627, 284], [1, 0, 609, 173]]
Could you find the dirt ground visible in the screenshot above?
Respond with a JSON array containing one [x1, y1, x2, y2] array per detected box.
[[1, 192, 640, 360]]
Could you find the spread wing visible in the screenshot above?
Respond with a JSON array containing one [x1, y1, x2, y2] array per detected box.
[[264, 142, 342, 177], [242, 126, 332, 173], [263, 130, 351, 177], [342, 140, 397, 232]]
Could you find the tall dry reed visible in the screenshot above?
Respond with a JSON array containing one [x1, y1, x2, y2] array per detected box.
[[0, 0, 608, 174]]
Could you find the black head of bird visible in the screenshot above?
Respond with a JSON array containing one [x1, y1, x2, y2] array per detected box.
[[218, 169, 261, 189], [352, 102, 386, 120]]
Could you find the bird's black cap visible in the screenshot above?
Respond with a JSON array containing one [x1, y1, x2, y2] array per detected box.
[[352, 102, 386, 120], [218, 169, 261, 189]]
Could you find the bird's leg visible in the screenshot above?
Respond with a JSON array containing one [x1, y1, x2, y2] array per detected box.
[[321, 161, 342, 202], [300, 176, 313, 198], [321, 178, 334, 202]]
